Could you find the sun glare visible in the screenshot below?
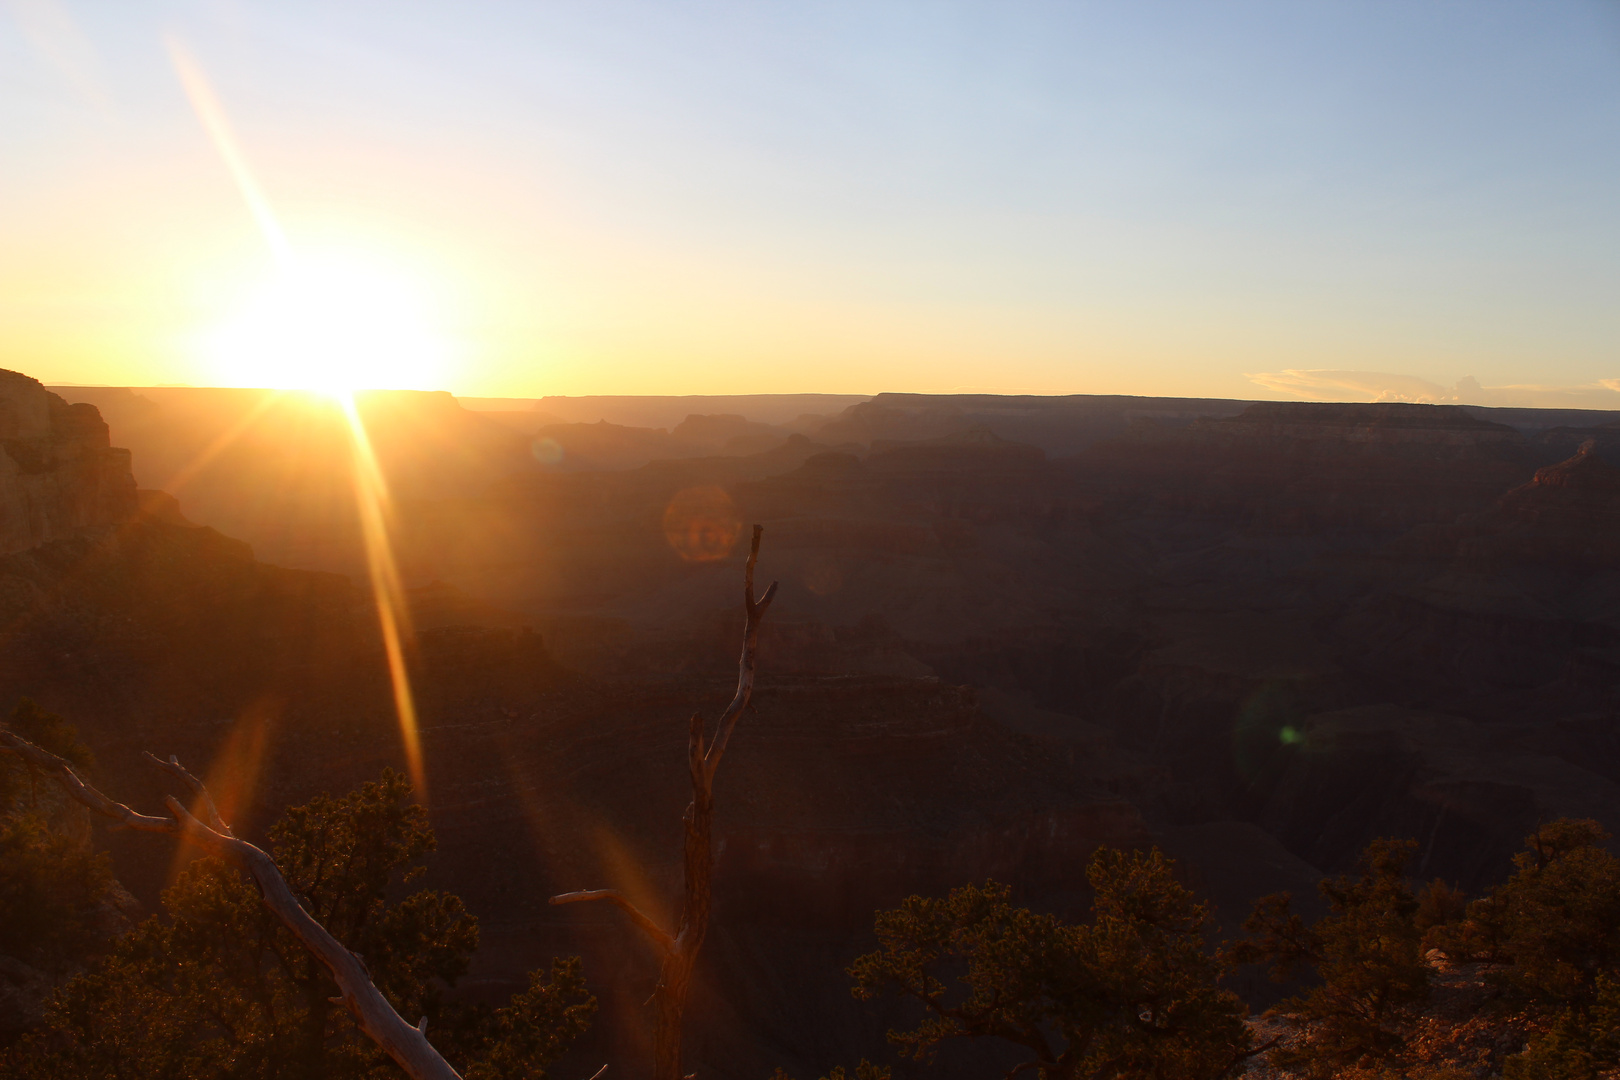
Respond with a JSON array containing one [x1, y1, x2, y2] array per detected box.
[[164, 39, 433, 799], [203, 254, 450, 395]]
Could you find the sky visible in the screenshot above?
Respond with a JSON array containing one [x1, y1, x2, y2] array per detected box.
[[3, 0, 1620, 403]]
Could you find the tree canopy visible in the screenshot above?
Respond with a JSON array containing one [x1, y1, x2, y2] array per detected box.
[[0, 700, 115, 972], [6, 769, 593, 1080], [1237, 837, 1430, 1077], [1435, 819, 1620, 1080], [849, 847, 1253, 1080]]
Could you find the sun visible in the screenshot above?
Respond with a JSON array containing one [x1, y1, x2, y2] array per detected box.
[[203, 253, 452, 395]]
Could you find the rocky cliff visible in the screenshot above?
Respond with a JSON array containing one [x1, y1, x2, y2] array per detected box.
[[0, 370, 136, 554], [1486, 443, 1620, 564]]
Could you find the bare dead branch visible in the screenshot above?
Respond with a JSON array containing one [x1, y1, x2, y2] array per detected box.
[[702, 524, 778, 781], [551, 526, 775, 1080], [0, 730, 172, 832], [687, 712, 705, 779], [0, 729, 463, 1080], [144, 750, 230, 834], [548, 890, 675, 951]]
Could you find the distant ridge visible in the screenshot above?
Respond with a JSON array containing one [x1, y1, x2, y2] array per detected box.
[[457, 393, 871, 428]]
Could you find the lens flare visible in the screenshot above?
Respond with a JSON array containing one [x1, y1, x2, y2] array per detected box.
[[340, 392, 427, 796], [662, 486, 743, 562], [172, 35, 450, 395], [531, 437, 564, 466], [169, 696, 278, 887], [157, 388, 287, 497], [167, 35, 290, 269], [168, 40, 428, 796]]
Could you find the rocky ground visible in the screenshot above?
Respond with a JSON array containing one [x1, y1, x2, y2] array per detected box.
[[1243, 954, 1540, 1080]]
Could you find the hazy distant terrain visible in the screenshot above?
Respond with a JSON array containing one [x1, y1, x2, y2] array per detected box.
[[17, 380, 1620, 1075], [457, 393, 872, 428]]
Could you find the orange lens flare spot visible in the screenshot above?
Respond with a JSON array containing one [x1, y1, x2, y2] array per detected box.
[[662, 486, 742, 562], [803, 556, 844, 596]]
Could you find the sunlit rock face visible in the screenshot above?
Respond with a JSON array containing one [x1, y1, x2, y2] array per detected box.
[[1492, 444, 1620, 550], [0, 370, 137, 554]]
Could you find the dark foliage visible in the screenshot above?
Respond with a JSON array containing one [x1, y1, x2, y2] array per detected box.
[[1237, 837, 1429, 1077], [1, 699, 95, 776], [1502, 975, 1620, 1080], [1413, 878, 1469, 936], [7, 770, 593, 1080], [0, 700, 114, 970], [0, 814, 115, 970], [1430, 819, 1620, 1079], [461, 957, 596, 1080], [1441, 819, 1620, 1008], [849, 847, 1253, 1080], [0, 698, 97, 820]]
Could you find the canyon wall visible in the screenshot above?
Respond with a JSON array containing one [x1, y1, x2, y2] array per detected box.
[[0, 370, 136, 554]]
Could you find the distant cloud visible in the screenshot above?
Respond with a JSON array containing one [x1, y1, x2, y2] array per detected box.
[[1247, 369, 1448, 403], [1246, 369, 1620, 411]]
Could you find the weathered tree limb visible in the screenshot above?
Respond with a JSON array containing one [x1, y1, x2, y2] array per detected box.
[[144, 750, 229, 832], [549, 890, 675, 951], [0, 728, 464, 1080], [551, 524, 777, 1080], [2, 730, 172, 832], [702, 527, 778, 782]]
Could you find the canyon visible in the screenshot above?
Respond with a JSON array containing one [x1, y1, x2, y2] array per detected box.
[[5, 376, 1620, 1075]]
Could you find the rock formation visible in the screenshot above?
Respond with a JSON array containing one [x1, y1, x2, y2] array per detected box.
[[1482, 442, 1620, 567], [0, 370, 136, 554]]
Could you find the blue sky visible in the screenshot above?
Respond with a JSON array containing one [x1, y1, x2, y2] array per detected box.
[[3, 0, 1619, 401]]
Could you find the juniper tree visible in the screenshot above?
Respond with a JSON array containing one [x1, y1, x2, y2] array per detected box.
[[4, 767, 594, 1080], [1435, 820, 1620, 1080], [850, 848, 1254, 1080], [1237, 837, 1429, 1078], [0, 700, 115, 972]]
